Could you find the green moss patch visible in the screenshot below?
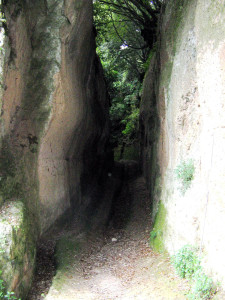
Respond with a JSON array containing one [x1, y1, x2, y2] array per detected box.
[[0, 201, 36, 298], [20, 0, 64, 135], [52, 234, 81, 291], [150, 201, 167, 253], [160, 0, 192, 89], [55, 235, 80, 271], [160, 60, 174, 89], [167, 0, 186, 55]]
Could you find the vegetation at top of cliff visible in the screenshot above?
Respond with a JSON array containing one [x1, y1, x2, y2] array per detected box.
[[0, 0, 25, 30], [94, 0, 163, 159], [94, 0, 162, 49]]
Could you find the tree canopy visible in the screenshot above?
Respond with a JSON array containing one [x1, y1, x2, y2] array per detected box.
[[94, 0, 162, 48], [94, 0, 163, 160]]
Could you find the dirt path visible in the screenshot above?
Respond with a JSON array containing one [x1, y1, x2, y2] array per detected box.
[[28, 174, 189, 300]]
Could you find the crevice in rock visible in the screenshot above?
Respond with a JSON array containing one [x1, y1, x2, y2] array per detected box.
[[27, 160, 146, 300]]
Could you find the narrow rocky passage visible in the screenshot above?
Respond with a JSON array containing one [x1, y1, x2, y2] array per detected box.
[[28, 163, 188, 300]]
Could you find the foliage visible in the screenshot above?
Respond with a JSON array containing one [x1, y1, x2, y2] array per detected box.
[[175, 159, 195, 194], [0, 1, 6, 28], [94, 0, 162, 48], [189, 270, 216, 300], [171, 245, 200, 279], [94, 1, 163, 156], [143, 44, 157, 71], [0, 272, 20, 300], [172, 246, 217, 299], [121, 107, 139, 137]]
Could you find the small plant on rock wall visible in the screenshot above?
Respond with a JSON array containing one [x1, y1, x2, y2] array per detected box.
[[189, 270, 216, 300], [171, 245, 200, 279], [175, 159, 195, 194], [172, 246, 217, 299]]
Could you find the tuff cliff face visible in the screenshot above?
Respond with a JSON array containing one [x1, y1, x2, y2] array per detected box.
[[1, 0, 225, 297], [141, 0, 225, 287], [0, 0, 109, 296]]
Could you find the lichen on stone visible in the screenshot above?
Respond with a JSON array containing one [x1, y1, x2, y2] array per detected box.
[[20, 0, 64, 135]]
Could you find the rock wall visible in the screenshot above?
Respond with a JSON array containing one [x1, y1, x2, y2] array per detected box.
[[0, 201, 33, 297], [0, 0, 109, 296], [141, 0, 225, 287]]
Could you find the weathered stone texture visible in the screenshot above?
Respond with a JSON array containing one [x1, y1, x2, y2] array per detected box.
[[0, 0, 109, 296], [141, 0, 225, 287], [0, 201, 34, 297]]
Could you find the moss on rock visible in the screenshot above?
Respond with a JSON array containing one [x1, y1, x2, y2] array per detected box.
[[150, 201, 167, 253], [160, 0, 193, 89], [0, 139, 24, 204], [52, 234, 81, 291], [21, 0, 64, 135], [0, 201, 35, 298]]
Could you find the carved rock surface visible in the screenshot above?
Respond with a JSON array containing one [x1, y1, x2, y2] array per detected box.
[[0, 0, 109, 296], [141, 0, 225, 288]]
